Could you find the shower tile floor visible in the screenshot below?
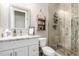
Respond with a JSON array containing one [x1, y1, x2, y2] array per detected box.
[[56, 48, 75, 56]]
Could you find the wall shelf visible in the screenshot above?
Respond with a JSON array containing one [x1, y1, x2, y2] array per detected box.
[[37, 9, 46, 31], [37, 18, 46, 31]]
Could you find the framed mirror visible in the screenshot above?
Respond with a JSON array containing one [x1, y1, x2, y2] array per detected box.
[[10, 6, 31, 29]]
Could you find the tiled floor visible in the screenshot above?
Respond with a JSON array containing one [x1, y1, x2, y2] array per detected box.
[[56, 48, 75, 56]]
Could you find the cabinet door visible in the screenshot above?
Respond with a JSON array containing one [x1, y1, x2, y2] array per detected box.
[[0, 50, 13, 56], [29, 45, 39, 56], [14, 47, 28, 56]]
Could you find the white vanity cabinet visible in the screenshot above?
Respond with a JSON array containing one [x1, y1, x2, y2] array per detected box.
[[0, 37, 39, 56], [0, 47, 28, 56], [13, 47, 28, 56], [29, 45, 39, 56]]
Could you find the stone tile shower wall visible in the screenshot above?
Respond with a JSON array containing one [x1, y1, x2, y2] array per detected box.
[[71, 3, 79, 54], [48, 4, 61, 49], [48, 4, 72, 50], [59, 4, 79, 53], [48, 3, 79, 55], [60, 3, 79, 54], [57, 4, 71, 50], [59, 11, 71, 50]]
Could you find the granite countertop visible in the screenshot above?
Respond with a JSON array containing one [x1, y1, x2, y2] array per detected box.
[[0, 35, 40, 42]]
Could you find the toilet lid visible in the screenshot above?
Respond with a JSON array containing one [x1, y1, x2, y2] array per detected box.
[[42, 46, 55, 56]]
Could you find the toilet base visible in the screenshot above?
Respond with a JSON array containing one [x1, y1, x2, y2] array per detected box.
[[39, 46, 61, 56]]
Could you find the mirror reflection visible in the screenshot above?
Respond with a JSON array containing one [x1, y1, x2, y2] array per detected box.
[[15, 11, 25, 29], [10, 6, 31, 29]]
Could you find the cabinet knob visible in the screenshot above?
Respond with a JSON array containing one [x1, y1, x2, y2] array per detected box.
[[15, 52, 17, 56], [10, 52, 12, 56], [33, 49, 36, 52]]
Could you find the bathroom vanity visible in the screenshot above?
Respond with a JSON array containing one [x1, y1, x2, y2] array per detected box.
[[0, 5, 40, 56], [0, 35, 40, 56]]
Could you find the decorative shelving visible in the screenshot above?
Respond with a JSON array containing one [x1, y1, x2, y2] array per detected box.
[[37, 9, 46, 31], [37, 18, 46, 31]]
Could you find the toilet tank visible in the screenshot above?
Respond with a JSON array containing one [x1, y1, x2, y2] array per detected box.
[[39, 38, 47, 47]]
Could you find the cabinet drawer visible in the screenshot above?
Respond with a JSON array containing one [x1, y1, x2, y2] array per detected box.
[[0, 50, 13, 56], [29, 45, 39, 56], [14, 47, 28, 56], [0, 39, 28, 51], [0, 38, 39, 51]]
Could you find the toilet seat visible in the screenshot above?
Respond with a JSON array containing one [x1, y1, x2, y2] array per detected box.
[[42, 46, 56, 56]]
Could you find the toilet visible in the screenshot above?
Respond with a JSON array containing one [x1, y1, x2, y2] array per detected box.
[[39, 38, 60, 56]]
